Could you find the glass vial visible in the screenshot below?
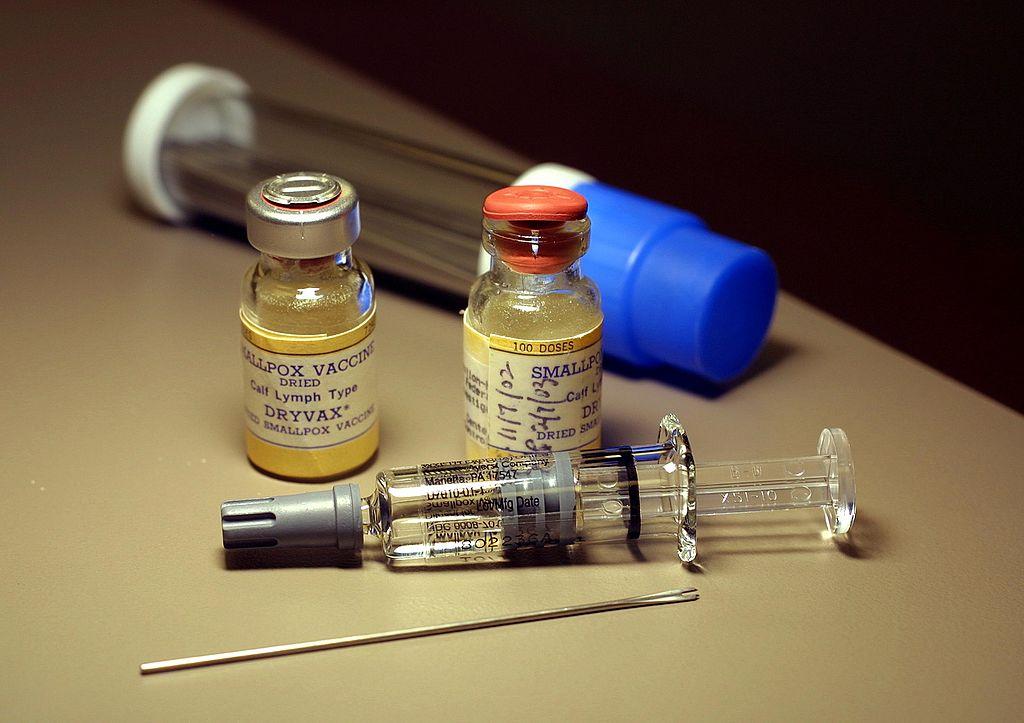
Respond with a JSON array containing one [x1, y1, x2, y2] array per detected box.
[[241, 172, 378, 479], [463, 186, 602, 458]]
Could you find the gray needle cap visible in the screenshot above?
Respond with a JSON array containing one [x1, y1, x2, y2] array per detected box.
[[222, 484, 363, 551]]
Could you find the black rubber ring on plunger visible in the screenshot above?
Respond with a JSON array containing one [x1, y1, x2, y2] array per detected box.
[[619, 447, 641, 539]]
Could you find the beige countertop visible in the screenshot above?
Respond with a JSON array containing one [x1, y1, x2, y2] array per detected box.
[[1, 2, 1021, 719]]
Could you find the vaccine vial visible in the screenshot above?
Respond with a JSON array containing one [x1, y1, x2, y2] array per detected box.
[[241, 172, 378, 480], [464, 186, 602, 458]]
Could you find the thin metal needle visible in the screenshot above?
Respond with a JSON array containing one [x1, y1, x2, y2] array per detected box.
[[140, 588, 699, 674]]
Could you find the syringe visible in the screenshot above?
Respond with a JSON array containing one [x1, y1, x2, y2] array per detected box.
[[222, 414, 855, 564]]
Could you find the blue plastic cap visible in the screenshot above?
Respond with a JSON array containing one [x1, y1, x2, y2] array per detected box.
[[577, 181, 778, 383]]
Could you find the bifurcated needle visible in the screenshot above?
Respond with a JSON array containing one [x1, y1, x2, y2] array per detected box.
[[140, 588, 699, 674]]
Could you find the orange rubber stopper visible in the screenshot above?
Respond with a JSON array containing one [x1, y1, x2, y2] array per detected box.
[[483, 185, 588, 222], [484, 186, 588, 273]]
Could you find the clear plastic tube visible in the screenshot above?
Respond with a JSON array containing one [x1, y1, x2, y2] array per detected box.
[[162, 93, 516, 294]]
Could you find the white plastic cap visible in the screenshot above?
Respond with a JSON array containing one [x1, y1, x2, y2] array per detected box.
[[123, 63, 252, 222], [513, 163, 595, 189]]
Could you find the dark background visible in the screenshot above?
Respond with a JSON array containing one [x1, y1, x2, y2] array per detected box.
[[217, 1, 1022, 411]]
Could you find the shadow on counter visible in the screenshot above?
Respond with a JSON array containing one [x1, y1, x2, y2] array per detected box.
[[603, 337, 796, 400]]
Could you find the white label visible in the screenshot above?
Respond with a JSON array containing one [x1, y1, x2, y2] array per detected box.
[[464, 318, 602, 456], [242, 329, 377, 450]]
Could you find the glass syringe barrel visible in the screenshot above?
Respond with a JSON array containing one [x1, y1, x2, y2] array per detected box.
[[221, 415, 855, 565]]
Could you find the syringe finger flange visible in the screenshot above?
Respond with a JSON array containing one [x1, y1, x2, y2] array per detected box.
[[656, 414, 698, 563]]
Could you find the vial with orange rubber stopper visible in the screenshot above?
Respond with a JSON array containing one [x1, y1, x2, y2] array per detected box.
[[463, 186, 603, 458]]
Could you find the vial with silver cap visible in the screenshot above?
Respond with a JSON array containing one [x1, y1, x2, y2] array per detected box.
[[221, 414, 856, 565], [241, 172, 378, 480]]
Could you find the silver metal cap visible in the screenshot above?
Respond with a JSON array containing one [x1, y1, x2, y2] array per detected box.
[[245, 172, 360, 258]]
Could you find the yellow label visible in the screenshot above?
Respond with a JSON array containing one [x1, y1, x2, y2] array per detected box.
[[464, 316, 602, 458], [242, 309, 378, 478], [241, 310, 376, 354]]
